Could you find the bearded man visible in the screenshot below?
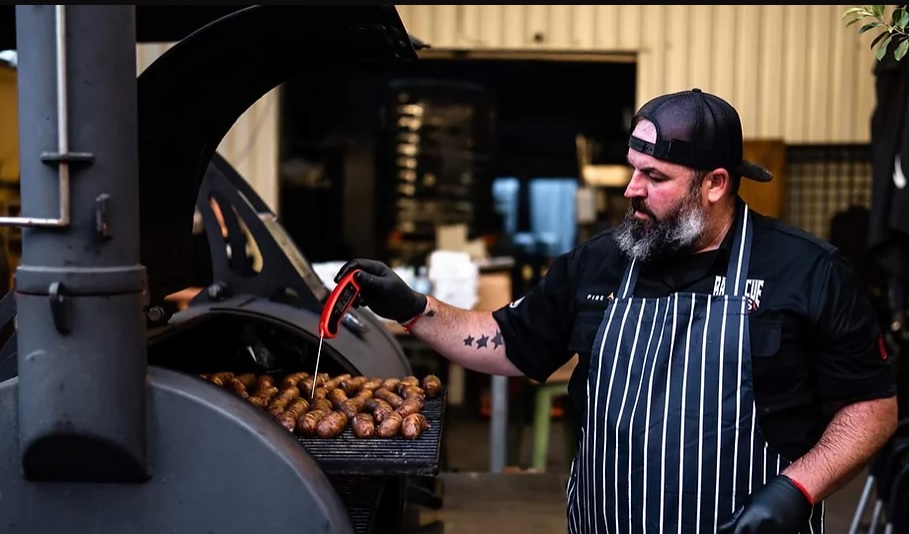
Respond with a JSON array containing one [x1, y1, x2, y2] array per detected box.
[[333, 89, 898, 533]]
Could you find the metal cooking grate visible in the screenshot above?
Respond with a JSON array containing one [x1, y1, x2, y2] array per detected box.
[[297, 393, 446, 477], [329, 476, 384, 534]]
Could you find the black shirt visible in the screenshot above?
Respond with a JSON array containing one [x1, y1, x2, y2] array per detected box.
[[493, 208, 896, 460]]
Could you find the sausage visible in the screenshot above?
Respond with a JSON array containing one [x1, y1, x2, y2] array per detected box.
[[276, 385, 300, 403], [284, 398, 310, 420], [276, 412, 297, 432], [422, 375, 442, 398], [395, 397, 422, 418], [401, 413, 430, 440], [255, 375, 275, 391], [355, 389, 374, 402], [300, 376, 316, 397], [339, 398, 365, 420], [377, 412, 403, 438], [400, 386, 425, 402], [268, 404, 286, 417], [281, 372, 309, 389], [297, 409, 331, 436], [373, 400, 395, 424], [209, 372, 235, 387], [312, 387, 328, 400], [247, 396, 266, 408], [229, 378, 249, 398], [398, 376, 420, 394], [311, 398, 334, 412], [253, 386, 279, 403], [316, 373, 330, 387], [327, 388, 348, 409], [351, 413, 375, 438], [341, 376, 367, 396], [323, 374, 351, 392], [235, 373, 257, 389], [373, 388, 404, 409], [361, 378, 383, 392], [381, 378, 400, 392], [316, 411, 349, 438]]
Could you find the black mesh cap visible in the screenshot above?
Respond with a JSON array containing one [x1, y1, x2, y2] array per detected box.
[[628, 88, 772, 182]]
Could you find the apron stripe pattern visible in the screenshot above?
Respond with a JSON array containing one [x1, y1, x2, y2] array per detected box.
[[566, 202, 825, 533]]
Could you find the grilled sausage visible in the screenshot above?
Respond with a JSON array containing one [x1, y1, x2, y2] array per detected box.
[[312, 387, 328, 400], [209, 372, 235, 387], [316, 410, 349, 438], [401, 413, 430, 440], [327, 388, 348, 409], [381, 378, 400, 392], [323, 374, 351, 392], [339, 398, 365, 420], [399, 376, 420, 391], [253, 386, 279, 403], [395, 397, 423, 418], [234, 373, 257, 389], [351, 413, 375, 438], [373, 388, 404, 409], [361, 378, 383, 392], [229, 378, 249, 398], [297, 408, 331, 436], [256, 375, 275, 391], [373, 400, 396, 424], [355, 389, 374, 402], [400, 386, 425, 403], [281, 372, 309, 389], [422, 375, 442, 398], [247, 396, 266, 408], [284, 398, 310, 420], [276, 412, 297, 432], [311, 398, 333, 412], [341, 376, 367, 396], [377, 412, 403, 438]]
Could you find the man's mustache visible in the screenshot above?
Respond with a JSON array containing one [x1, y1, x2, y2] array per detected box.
[[630, 198, 657, 219]]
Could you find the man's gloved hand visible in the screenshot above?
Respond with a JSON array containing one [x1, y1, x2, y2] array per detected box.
[[334, 259, 427, 324], [717, 475, 813, 534]]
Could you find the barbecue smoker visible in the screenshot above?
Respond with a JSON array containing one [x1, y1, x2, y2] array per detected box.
[[0, 5, 444, 533]]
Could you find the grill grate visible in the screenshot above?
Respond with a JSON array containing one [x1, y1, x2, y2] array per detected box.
[[297, 393, 446, 477], [329, 476, 384, 534]]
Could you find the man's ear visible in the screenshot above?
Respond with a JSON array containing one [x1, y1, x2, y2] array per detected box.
[[703, 168, 730, 204]]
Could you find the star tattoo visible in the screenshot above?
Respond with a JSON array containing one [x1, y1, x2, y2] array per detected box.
[[463, 335, 474, 346], [491, 330, 503, 349], [476, 335, 489, 349]]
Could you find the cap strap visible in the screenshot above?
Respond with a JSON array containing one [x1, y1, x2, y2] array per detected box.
[[628, 135, 693, 165]]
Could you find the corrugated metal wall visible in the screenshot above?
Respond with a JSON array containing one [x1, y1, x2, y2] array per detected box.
[[136, 44, 280, 211], [397, 4, 879, 144]]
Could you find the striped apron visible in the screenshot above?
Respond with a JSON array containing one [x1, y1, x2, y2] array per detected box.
[[565, 203, 825, 533]]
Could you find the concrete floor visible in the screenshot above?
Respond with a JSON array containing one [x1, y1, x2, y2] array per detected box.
[[414, 415, 878, 534]]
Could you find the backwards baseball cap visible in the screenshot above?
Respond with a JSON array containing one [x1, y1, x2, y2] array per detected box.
[[628, 88, 772, 183]]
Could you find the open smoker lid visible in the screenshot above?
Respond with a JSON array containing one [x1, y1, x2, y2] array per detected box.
[[137, 5, 418, 304]]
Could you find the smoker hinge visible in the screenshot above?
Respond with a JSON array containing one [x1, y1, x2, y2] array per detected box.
[[39, 151, 95, 165], [48, 281, 71, 335], [95, 193, 111, 239]]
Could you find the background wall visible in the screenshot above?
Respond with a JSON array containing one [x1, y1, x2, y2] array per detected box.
[[397, 4, 879, 144], [136, 43, 280, 211]]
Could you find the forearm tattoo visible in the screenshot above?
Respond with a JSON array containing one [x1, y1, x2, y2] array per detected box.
[[463, 330, 503, 350]]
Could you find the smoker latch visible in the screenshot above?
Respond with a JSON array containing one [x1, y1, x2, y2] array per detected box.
[[48, 281, 71, 335]]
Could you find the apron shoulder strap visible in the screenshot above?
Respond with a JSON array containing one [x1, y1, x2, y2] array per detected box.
[[724, 201, 753, 297]]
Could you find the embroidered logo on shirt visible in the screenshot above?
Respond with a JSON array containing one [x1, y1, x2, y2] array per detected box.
[[713, 275, 765, 311], [508, 296, 525, 309], [586, 293, 607, 302]]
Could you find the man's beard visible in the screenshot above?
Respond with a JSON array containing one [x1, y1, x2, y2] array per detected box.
[[614, 190, 707, 264]]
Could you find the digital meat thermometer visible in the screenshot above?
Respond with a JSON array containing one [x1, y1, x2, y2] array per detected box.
[[312, 269, 362, 399]]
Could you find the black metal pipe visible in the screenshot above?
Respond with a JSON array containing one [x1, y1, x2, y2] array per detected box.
[[14, 5, 148, 482]]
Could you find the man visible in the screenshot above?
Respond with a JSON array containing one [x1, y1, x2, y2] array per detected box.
[[335, 89, 898, 533]]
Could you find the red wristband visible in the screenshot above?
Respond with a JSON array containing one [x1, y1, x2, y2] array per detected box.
[[785, 475, 814, 506], [401, 313, 422, 331]]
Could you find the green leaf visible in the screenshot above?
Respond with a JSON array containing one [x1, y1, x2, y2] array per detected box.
[[876, 35, 893, 59], [872, 30, 892, 49], [898, 10, 909, 30], [860, 21, 881, 33], [846, 16, 865, 28], [843, 6, 865, 17], [895, 39, 909, 61], [873, 4, 885, 18]]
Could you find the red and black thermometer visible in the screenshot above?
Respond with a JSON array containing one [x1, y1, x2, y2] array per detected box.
[[312, 269, 362, 398]]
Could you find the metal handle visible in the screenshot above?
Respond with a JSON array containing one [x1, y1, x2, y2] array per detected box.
[[0, 5, 93, 229]]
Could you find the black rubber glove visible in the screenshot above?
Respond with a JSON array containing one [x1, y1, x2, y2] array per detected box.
[[334, 259, 427, 324], [717, 475, 813, 534]]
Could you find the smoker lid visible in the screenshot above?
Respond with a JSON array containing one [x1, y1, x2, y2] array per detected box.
[[136, 5, 417, 303]]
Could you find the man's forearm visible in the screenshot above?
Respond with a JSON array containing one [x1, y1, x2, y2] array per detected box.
[[782, 395, 898, 502], [406, 296, 525, 377]]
